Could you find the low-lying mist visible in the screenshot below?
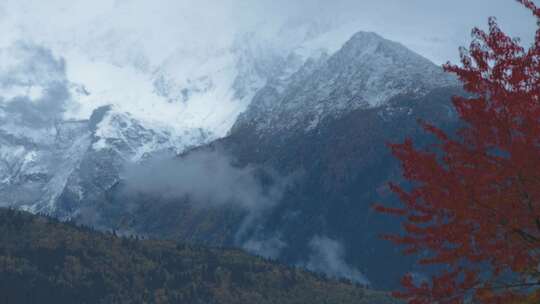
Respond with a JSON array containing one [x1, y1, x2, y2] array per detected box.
[[121, 150, 285, 211]]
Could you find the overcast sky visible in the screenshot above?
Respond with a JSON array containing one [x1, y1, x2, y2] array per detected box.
[[0, 0, 537, 64], [0, 0, 537, 131]]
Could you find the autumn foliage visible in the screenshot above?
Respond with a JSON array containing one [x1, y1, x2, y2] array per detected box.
[[375, 1, 540, 303]]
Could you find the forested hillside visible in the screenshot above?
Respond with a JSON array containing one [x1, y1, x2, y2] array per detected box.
[[0, 208, 395, 304]]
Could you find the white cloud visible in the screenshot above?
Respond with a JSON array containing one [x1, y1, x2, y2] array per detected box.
[[121, 150, 285, 211], [305, 235, 370, 286], [2, 0, 536, 64], [0, 0, 536, 136], [0, 42, 70, 128], [243, 235, 287, 259]]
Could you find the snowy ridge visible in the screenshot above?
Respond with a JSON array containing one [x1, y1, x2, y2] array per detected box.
[[55, 22, 350, 139], [0, 105, 210, 215], [91, 108, 209, 162], [234, 31, 458, 134], [0, 24, 456, 216], [0, 119, 91, 213], [0, 20, 353, 214]]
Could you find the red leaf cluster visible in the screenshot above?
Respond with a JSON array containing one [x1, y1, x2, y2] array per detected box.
[[375, 1, 540, 303]]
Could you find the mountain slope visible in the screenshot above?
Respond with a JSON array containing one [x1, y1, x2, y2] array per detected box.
[[233, 31, 456, 134], [0, 25, 351, 216], [0, 104, 209, 216], [92, 31, 464, 289], [0, 29, 462, 290], [118, 87, 459, 288], [219, 87, 462, 288], [0, 208, 395, 304]]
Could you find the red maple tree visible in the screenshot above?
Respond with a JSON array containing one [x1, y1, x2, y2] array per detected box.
[[375, 1, 540, 303]]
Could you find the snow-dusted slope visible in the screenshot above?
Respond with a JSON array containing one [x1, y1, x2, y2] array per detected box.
[[0, 104, 214, 216], [0, 120, 90, 212], [234, 31, 457, 134], [0, 1, 353, 139], [0, 1, 455, 217], [61, 36, 277, 139], [0, 0, 367, 144], [0, 13, 358, 215]]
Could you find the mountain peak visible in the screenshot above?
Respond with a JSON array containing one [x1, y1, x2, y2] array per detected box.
[[338, 31, 390, 60], [233, 30, 458, 134], [347, 31, 383, 43], [338, 31, 440, 71]]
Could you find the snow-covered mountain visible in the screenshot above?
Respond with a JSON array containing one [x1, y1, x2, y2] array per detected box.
[[85, 31, 461, 288], [190, 30, 462, 287], [0, 105, 207, 215], [0, 25, 463, 288], [0, 21, 359, 215], [233, 31, 457, 134], [0, 28, 457, 216]]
